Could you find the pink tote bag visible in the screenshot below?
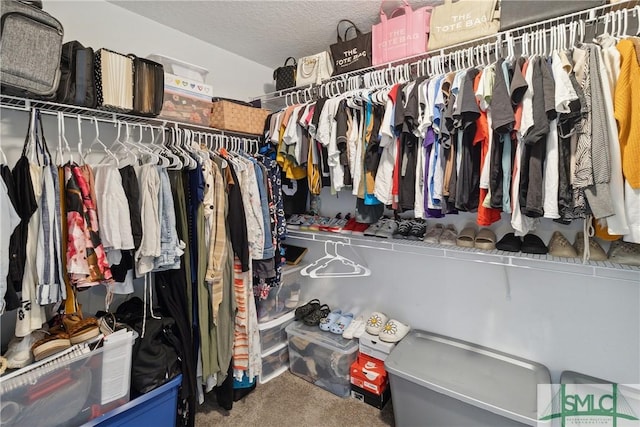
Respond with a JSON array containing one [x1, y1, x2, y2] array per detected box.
[[372, 0, 432, 65]]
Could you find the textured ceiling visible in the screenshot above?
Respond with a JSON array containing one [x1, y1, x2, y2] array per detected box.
[[110, 0, 442, 69]]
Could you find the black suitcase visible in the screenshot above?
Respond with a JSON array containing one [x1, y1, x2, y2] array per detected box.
[[56, 41, 97, 108]]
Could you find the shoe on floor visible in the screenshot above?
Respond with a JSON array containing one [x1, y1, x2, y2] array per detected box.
[[548, 231, 578, 258], [573, 232, 607, 261], [423, 223, 444, 244], [608, 240, 640, 266]]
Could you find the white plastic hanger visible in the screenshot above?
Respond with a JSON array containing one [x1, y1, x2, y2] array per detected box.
[[57, 112, 74, 165], [301, 241, 371, 278]]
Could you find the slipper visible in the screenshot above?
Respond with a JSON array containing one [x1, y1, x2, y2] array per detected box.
[[303, 304, 331, 326], [3, 331, 45, 369], [496, 233, 522, 252], [64, 315, 100, 344], [456, 227, 476, 248], [379, 319, 411, 343], [342, 315, 364, 339], [365, 312, 389, 336], [330, 313, 354, 334], [439, 224, 458, 246], [521, 234, 548, 254], [423, 223, 444, 244], [548, 231, 578, 258], [31, 331, 72, 362], [319, 309, 342, 331], [295, 298, 320, 320], [376, 220, 398, 239], [474, 228, 496, 250]]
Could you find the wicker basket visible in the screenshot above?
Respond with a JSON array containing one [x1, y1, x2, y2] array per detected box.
[[210, 100, 270, 135]]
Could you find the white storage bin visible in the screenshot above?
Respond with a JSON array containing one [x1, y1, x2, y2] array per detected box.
[[256, 264, 304, 323], [260, 342, 289, 383], [385, 330, 551, 427], [146, 54, 209, 83], [286, 321, 358, 398], [258, 311, 295, 355]]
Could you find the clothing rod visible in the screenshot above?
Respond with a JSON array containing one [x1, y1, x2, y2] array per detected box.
[[0, 94, 262, 142], [256, 0, 639, 104]]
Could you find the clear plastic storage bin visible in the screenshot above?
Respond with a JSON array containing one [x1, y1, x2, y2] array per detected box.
[[0, 333, 135, 427], [286, 321, 358, 398], [256, 264, 304, 323], [259, 311, 295, 354], [146, 54, 209, 83], [260, 342, 289, 382]]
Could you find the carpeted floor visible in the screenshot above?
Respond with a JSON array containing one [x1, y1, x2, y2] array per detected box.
[[196, 371, 395, 427]]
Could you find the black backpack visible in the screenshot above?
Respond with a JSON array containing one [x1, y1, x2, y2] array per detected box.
[[115, 297, 182, 395]]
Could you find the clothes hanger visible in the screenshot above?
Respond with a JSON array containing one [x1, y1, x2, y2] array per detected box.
[[57, 112, 74, 165], [147, 125, 172, 168], [300, 241, 340, 276], [305, 242, 371, 278]]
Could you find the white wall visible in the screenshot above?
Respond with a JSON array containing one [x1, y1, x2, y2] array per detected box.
[[45, 0, 272, 101], [286, 232, 640, 386]]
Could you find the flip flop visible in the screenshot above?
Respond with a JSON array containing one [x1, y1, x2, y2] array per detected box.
[[474, 228, 496, 250], [365, 312, 389, 336], [378, 319, 411, 343], [423, 223, 444, 244], [456, 227, 476, 248], [439, 224, 458, 246], [318, 309, 342, 331], [303, 304, 331, 326], [330, 313, 354, 334], [295, 298, 320, 320]]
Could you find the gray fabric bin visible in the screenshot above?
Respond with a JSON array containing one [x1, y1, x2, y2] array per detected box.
[[385, 330, 551, 427]]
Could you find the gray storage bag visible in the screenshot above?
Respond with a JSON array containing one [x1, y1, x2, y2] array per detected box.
[[0, 0, 63, 98]]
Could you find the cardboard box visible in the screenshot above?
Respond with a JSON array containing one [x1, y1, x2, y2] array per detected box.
[[358, 332, 397, 361], [350, 352, 388, 395], [351, 383, 391, 410]]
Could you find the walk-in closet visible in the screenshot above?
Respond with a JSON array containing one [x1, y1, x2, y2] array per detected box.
[[1, 1, 639, 426]]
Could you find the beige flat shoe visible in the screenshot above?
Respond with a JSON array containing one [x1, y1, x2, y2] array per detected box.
[[474, 228, 496, 250], [548, 231, 578, 258], [456, 227, 476, 248], [573, 232, 607, 261]]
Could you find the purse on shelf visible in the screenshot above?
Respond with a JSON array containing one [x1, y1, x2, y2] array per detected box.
[[372, 0, 433, 66], [427, 0, 500, 51], [273, 57, 297, 91], [296, 51, 334, 87], [330, 19, 372, 75]]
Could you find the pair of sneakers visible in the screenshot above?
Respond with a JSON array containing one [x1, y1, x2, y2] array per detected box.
[[365, 311, 411, 343], [393, 219, 427, 240]]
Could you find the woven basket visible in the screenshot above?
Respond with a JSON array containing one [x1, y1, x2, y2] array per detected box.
[[210, 101, 270, 135]]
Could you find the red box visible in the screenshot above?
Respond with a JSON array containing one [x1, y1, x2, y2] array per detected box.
[[350, 352, 388, 395]]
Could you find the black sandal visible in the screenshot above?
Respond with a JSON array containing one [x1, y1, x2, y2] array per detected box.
[[303, 304, 331, 326], [294, 298, 320, 320]]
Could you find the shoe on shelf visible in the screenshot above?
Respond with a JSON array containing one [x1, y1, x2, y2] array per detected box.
[[407, 220, 427, 241], [342, 315, 365, 339], [423, 223, 444, 244], [31, 331, 72, 362], [330, 313, 354, 334], [608, 240, 640, 266], [3, 330, 45, 369], [474, 228, 497, 250], [439, 224, 458, 246], [573, 232, 607, 261], [394, 220, 413, 239], [376, 220, 398, 238], [351, 222, 371, 236], [521, 234, 548, 255], [294, 298, 321, 320], [327, 213, 351, 233], [364, 219, 386, 237], [303, 304, 331, 326], [456, 227, 477, 248], [379, 319, 411, 343], [340, 216, 358, 234], [496, 232, 522, 252], [548, 231, 578, 258], [319, 213, 342, 232]]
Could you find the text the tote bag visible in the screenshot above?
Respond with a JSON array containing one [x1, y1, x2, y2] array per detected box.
[[372, 0, 433, 66], [330, 20, 372, 75], [296, 51, 334, 86], [427, 0, 500, 50]]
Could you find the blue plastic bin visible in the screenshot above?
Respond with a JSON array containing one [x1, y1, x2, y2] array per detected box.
[[81, 375, 182, 427]]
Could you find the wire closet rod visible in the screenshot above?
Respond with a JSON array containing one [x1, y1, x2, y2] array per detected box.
[[0, 94, 263, 142], [256, 0, 639, 104]]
